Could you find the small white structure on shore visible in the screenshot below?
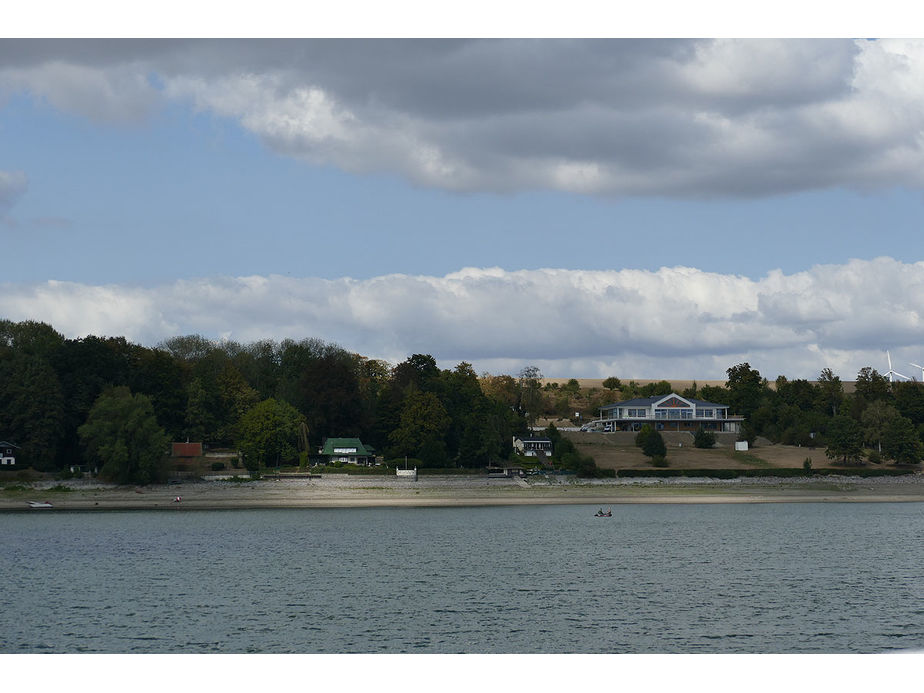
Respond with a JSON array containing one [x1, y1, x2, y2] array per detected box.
[[396, 467, 417, 481]]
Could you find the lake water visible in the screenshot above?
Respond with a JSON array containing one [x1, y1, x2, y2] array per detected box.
[[3, 502, 924, 653]]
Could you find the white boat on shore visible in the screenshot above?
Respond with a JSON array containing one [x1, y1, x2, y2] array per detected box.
[[27, 501, 54, 509]]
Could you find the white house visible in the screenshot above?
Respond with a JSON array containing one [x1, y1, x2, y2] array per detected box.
[[1, 441, 19, 466], [597, 393, 743, 433]]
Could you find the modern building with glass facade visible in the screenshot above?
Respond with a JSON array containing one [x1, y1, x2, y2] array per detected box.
[[597, 393, 743, 433]]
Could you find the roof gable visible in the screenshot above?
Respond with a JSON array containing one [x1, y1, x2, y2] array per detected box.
[[601, 393, 729, 409], [321, 437, 371, 455]]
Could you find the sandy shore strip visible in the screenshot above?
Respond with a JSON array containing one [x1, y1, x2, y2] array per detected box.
[[3, 472, 924, 510]]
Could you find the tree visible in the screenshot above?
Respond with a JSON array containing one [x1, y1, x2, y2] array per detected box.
[[0, 351, 65, 470], [881, 416, 924, 465], [640, 380, 673, 397], [642, 429, 667, 459], [693, 426, 716, 449], [817, 368, 844, 416], [726, 363, 764, 419], [237, 398, 305, 473], [602, 377, 622, 392], [824, 415, 863, 465], [635, 424, 654, 449], [861, 401, 900, 453], [517, 366, 543, 428], [389, 391, 451, 467], [855, 367, 890, 403], [78, 387, 169, 484]]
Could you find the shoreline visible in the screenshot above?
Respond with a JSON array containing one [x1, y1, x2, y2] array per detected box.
[[4, 473, 924, 511]]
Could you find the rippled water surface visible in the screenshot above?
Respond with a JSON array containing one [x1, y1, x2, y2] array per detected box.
[[3, 503, 924, 653]]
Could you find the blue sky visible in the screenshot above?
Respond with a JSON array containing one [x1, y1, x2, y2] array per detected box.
[[3, 36, 924, 380]]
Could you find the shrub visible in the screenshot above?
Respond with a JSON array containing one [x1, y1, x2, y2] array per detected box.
[[803, 457, 812, 473], [651, 455, 669, 467], [642, 430, 667, 459], [867, 450, 881, 464], [210, 461, 226, 471], [693, 426, 716, 449], [635, 424, 653, 448]]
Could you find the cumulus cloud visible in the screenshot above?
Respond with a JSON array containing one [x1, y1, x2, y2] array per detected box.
[[1, 258, 922, 380], [4, 39, 924, 195]]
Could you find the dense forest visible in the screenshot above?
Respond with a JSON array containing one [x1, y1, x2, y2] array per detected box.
[[3, 319, 923, 480], [0, 320, 536, 475]]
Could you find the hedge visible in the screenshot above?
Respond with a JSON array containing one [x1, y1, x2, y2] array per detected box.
[[616, 467, 917, 479]]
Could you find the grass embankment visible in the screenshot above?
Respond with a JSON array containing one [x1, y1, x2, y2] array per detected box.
[[563, 430, 919, 476]]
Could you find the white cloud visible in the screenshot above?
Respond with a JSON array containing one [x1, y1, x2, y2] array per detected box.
[[2, 258, 923, 380], [6, 39, 924, 196], [0, 61, 159, 123]]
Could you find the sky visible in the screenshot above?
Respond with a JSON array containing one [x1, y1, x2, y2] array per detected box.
[[4, 26, 924, 381]]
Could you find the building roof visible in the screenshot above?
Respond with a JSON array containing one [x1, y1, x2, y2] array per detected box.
[[320, 438, 374, 456], [0, 441, 19, 448], [601, 393, 729, 409]]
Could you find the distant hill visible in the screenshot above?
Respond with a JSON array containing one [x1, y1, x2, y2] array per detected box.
[[542, 378, 858, 394]]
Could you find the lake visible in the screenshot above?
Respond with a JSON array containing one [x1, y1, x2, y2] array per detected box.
[[3, 502, 924, 653]]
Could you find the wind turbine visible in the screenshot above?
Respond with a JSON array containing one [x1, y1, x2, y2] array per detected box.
[[910, 361, 924, 382], [886, 351, 910, 383]]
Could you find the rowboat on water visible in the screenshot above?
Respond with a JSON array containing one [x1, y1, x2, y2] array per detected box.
[[594, 508, 612, 517]]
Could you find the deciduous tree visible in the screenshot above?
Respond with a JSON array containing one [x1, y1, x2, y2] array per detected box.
[[78, 387, 169, 484], [237, 398, 305, 473]]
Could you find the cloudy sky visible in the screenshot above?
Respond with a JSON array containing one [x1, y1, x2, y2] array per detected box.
[[3, 33, 924, 380]]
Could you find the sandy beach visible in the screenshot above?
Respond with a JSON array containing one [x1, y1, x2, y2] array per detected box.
[[4, 472, 924, 511]]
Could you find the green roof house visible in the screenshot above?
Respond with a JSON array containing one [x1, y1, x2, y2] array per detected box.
[[319, 438, 377, 466]]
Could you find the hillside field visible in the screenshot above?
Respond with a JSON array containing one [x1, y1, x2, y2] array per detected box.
[[564, 430, 831, 471]]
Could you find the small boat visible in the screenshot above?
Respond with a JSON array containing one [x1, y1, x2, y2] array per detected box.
[[594, 509, 612, 517], [27, 501, 54, 509]]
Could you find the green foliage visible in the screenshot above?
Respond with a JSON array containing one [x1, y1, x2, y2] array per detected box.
[[861, 400, 899, 452], [639, 380, 673, 397], [635, 424, 653, 449], [803, 457, 812, 472], [388, 391, 451, 466], [738, 421, 757, 446], [881, 416, 923, 464], [855, 367, 890, 403], [817, 368, 845, 416], [824, 415, 864, 465], [210, 461, 226, 471], [642, 429, 667, 459], [651, 455, 669, 467], [237, 398, 305, 472], [726, 362, 764, 419], [0, 349, 65, 471], [693, 426, 716, 449], [602, 376, 622, 392], [617, 467, 914, 479], [78, 386, 169, 485]]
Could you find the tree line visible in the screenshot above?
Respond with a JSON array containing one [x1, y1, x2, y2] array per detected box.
[[0, 320, 542, 477], [701, 362, 924, 465], [4, 319, 923, 480]]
